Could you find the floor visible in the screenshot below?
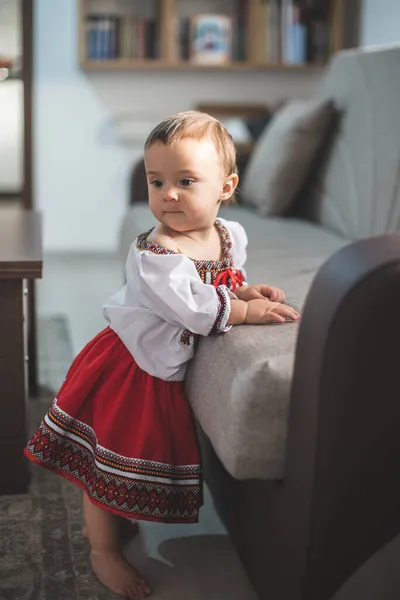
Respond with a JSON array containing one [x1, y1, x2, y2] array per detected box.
[[35, 253, 400, 599], [122, 489, 259, 600]]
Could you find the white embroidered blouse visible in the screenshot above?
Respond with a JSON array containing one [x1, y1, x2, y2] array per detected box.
[[103, 218, 248, 382]]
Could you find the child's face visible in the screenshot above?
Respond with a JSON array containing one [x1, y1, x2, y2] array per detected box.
[[145, 137, 236, 231]]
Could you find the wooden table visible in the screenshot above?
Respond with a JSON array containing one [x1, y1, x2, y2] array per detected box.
[[0, 210, 42, 494]]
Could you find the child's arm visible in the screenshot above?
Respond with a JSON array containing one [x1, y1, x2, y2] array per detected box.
[[135, 252, 297, 332], [134, 250, 233, 336], [229, 298, 299, 325], [228, 299, 248, 325]]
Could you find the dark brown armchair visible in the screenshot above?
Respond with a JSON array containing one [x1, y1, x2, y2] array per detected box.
[[199, 232, 400, 599]]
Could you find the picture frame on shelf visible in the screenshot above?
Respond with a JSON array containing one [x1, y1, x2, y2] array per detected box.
[[189, 14, 232, 64]]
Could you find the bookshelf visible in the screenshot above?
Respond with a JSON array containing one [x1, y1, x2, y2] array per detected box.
[[78, 0, 349, 72]]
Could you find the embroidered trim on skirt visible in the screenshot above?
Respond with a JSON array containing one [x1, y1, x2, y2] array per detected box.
[[24, 327, 203, 523]]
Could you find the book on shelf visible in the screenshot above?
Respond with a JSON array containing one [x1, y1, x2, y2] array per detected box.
[[261, 0, 332, 65], [86, 16, 119, 60], [85, 14, 159, 61]]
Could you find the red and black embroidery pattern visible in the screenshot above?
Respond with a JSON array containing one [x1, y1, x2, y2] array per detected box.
[[137, 220, 243, 292], [180, 329, 196, 346], [212, 286, 230, 333], [24, 399, 202, 523], [136, 231, 176, 255]]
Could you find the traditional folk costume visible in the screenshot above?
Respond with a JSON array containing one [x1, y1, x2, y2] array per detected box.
[[25, 218, 247, 524]]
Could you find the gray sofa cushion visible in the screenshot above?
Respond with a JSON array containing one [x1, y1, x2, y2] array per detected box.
[[308, 45, 400, 238], [223, 207, 346, 310], [241, 99, 334, 217], [119, 204, 347, 480]]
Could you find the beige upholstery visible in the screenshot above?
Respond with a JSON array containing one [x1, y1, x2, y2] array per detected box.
[[119, 45, 400, 481], [187, 341, 294, 480], [242, 98, 334, 216], [308, 46, 400, 238]]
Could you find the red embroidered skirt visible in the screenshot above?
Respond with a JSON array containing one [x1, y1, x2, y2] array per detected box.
[[24, 327, 202, 523]]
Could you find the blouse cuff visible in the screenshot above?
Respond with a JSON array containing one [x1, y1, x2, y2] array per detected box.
[[211, 285, 232, 334]]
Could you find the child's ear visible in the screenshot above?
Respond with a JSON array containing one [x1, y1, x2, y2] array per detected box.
[[220, 173, 239, 201]]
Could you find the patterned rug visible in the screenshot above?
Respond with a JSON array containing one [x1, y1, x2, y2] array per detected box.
[[0, 316, 113, 599], [0, 396, 119, 600]]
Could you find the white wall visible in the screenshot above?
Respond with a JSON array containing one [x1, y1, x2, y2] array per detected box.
[[361, 0, 400, 46], [34, 0, 321, 253], [37, 253, 123, 353]]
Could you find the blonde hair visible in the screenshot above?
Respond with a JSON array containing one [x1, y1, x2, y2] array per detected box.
[[144, 110, 238, 178]]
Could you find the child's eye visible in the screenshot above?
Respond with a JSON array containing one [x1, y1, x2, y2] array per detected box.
[[151, 180, 163, 189], [180, 178, 194, 187]]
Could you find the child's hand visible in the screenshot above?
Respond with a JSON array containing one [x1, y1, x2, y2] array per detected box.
[[236, 284, 286, 303], [245, 299, 300, 325]]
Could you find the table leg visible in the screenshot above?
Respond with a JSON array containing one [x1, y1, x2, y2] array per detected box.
[[0, 279, 29, 494]]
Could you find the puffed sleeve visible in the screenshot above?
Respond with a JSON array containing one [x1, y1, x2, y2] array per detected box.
[[132, 248, 232, 335], [220, 219, 248, 282]]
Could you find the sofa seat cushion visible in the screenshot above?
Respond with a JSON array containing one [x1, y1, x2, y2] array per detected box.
[[228, 207, 347, 311], [119, 204, 347, 480]]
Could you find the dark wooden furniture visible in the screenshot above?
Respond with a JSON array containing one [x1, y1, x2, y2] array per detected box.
[[0, 210, 42, 495]]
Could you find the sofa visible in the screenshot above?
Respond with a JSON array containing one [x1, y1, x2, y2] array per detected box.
[[119, 45, 400, 600]]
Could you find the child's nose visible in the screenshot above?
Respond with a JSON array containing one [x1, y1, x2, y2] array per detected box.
[[164, 187, 179, 202]]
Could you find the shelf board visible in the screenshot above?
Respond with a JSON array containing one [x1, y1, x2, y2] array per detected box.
[[80, 59, 325, 72], [0, 74, 22, 82]]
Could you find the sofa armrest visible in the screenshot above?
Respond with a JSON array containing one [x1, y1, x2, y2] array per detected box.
[[281, 232, 400, 599], [186, 327, 297, 480]]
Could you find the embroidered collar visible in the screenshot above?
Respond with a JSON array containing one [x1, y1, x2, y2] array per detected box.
[[136, 219, 233, 267]]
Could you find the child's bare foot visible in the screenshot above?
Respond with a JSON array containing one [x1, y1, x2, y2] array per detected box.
[[90, 548, 150, 599], [81, 494, 148, 598], [82, 518, 139, 544]]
